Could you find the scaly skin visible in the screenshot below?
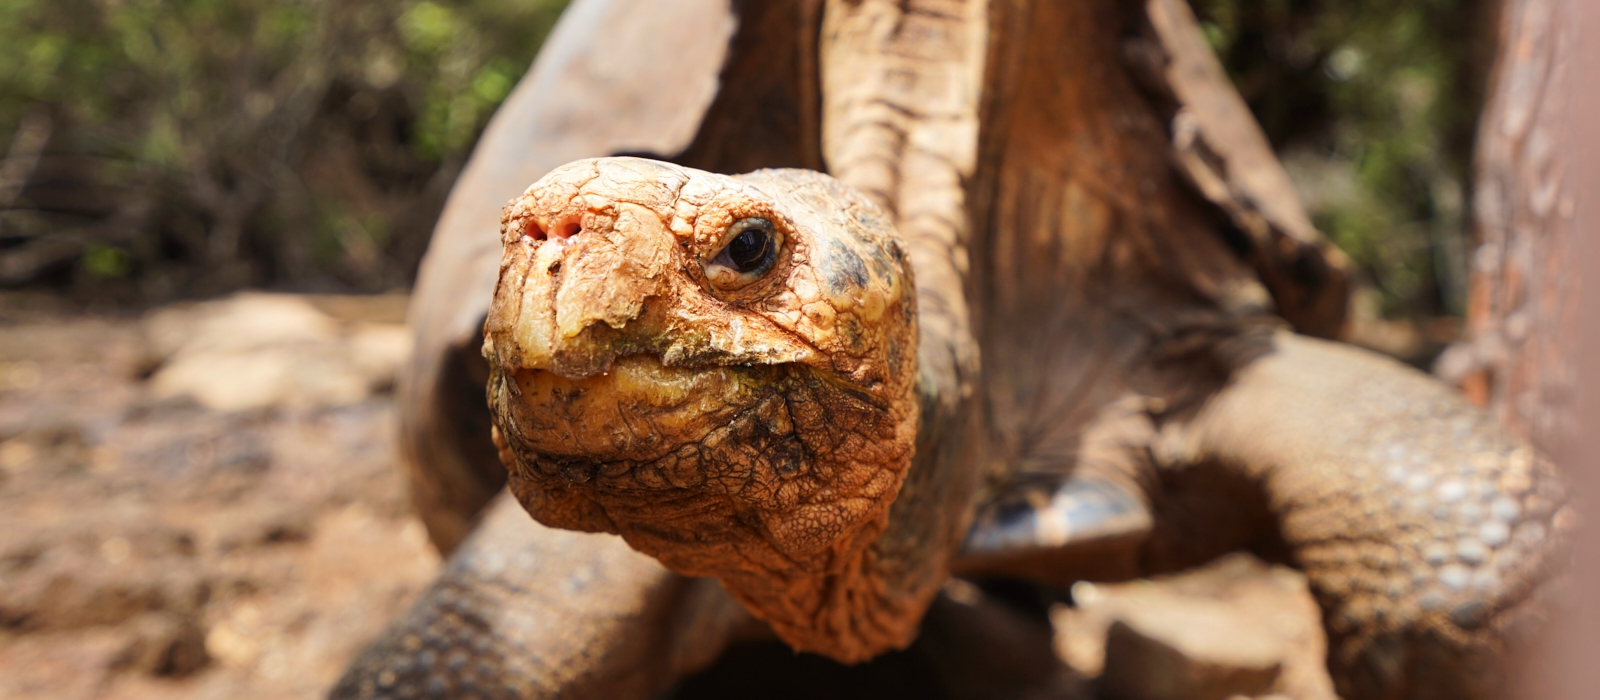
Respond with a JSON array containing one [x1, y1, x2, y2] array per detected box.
[[1168, 333, 1573, 699], [483, 158, 926, 661], [330, 494, 750, 700]]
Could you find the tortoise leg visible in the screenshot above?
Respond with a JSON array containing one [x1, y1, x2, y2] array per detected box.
[[1168, 331, 1572, 700], [331, 494, 751, 700]]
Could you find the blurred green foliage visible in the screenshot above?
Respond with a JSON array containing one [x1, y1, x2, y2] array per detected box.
[[0, 0, 566, 301], [1, 0, 1494, 321], [1193, 0, 1495, 320]]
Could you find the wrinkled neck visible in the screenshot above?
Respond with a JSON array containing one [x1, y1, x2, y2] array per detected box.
[[811, 0, 990, 658], [708, 347, 980, 663]]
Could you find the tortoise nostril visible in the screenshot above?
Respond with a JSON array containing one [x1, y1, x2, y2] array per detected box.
[[524, 223, 547, 241], [562, 223, 581, 239]]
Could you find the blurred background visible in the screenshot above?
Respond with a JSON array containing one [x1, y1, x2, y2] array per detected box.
[[1, 0, 1492, 360], [1, 0, 566, 302]]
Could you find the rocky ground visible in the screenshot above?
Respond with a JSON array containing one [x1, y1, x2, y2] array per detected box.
[[0, 292, 1338, 700], [0, 292, 438, 700]]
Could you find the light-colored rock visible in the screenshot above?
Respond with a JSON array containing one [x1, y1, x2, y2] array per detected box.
[[144, 292, 412, 412], [347, 322, 413, 392], [1100, 602, 1281, 700], [1052, 554, 1338, 700], [144, 293, 343, 360]]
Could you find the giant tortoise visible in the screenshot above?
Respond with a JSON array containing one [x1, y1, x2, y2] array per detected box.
[[334, 0, 1572, 698]]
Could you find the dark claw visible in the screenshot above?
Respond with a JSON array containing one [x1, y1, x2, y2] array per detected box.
[[964, 474, 1153, 557]]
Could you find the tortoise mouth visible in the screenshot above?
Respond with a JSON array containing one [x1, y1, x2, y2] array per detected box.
[[493, 344, 908, 566], [492, 354, 788, 487]]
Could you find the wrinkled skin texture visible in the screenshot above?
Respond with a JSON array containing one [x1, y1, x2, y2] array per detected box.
[[331, 495, 739, 700], [484, 158, 922, 659], [336, 0, 1573, 698], [1163, 333, 1573, 698]]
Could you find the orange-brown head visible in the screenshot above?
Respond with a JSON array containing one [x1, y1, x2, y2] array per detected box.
[[482, 157, 919, 659]]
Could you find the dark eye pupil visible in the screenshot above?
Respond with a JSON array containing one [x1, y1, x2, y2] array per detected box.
[[727, 227, 771, 272]]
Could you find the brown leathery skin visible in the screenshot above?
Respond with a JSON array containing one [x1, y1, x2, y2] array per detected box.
[[1164, 332, 1573, 699], [483, 158, 924, 661], [330, 494, 752, 700]]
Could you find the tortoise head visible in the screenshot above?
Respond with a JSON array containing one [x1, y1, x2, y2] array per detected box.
[[482, 157, 920, 658]]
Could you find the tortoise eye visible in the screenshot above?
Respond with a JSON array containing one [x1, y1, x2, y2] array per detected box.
[[726, 225, 773, 272], [705, 217, 781, 290]]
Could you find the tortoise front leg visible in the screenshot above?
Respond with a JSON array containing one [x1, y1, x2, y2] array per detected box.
[[1169, 331, 1572, 700], [331, 493, 750, 700]]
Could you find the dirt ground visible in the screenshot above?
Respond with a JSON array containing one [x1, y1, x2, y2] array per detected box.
[[0, 292, 1338, 700], [0, 293, 439, 700]]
